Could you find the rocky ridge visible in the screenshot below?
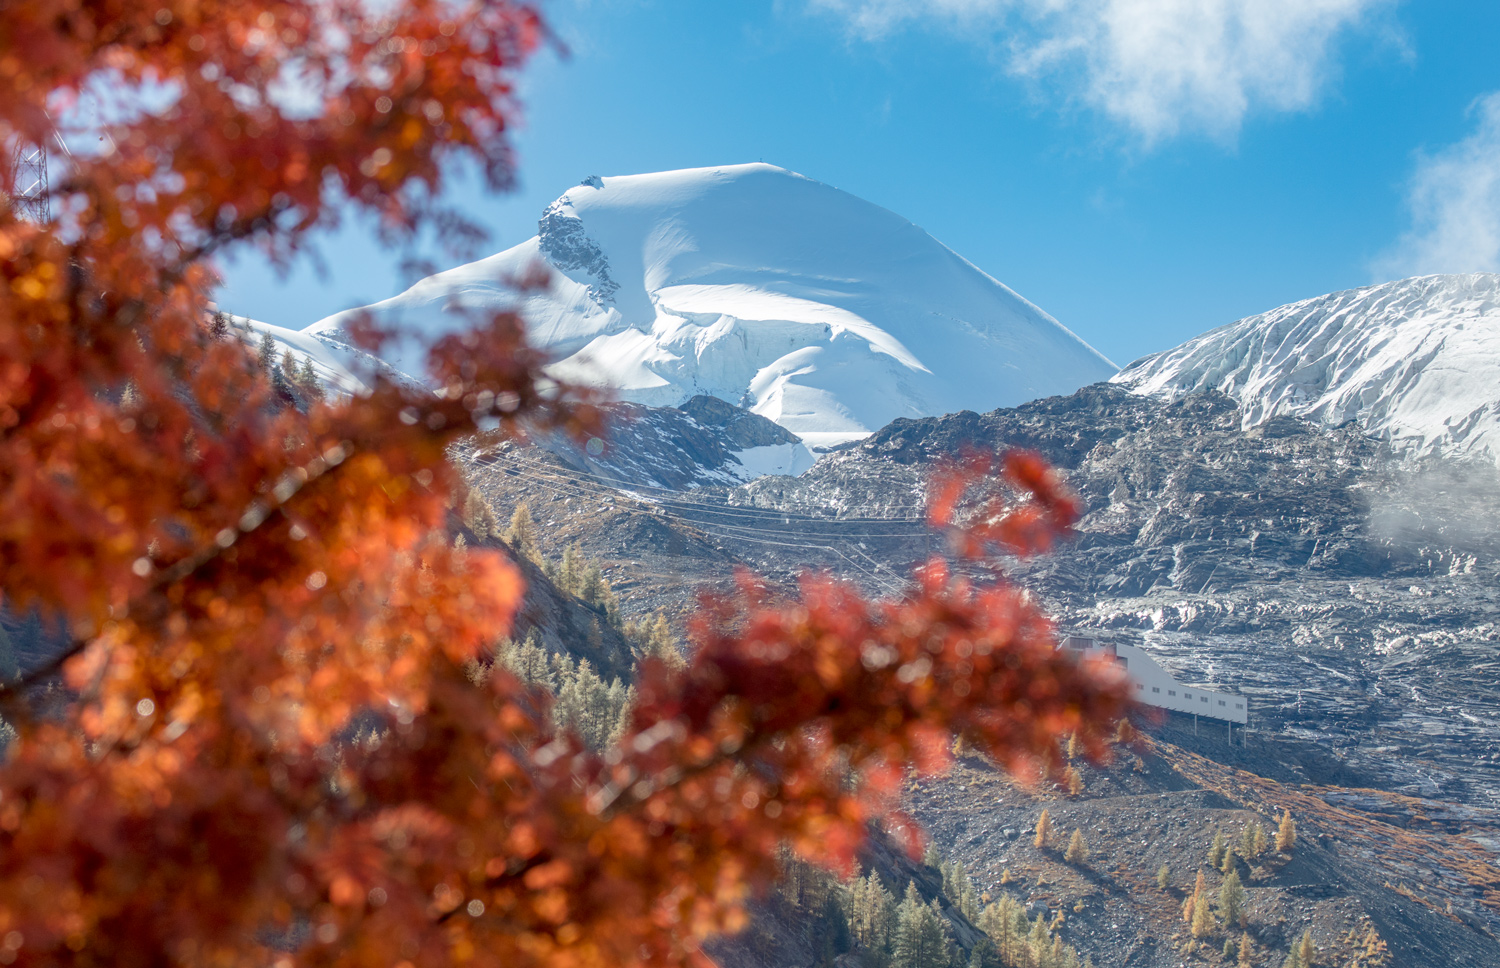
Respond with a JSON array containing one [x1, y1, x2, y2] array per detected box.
[[461, 381, 1500, 967]]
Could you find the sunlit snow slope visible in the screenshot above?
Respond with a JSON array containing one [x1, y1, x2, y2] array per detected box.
[[307, 164, 1116, 450], [1114, 274, 1500, 464]]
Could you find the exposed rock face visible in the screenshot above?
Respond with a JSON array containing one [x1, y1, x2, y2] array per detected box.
[[462, 382, 1500, 966], [537, 194, 620, 306], [486, 396, 813, 492]]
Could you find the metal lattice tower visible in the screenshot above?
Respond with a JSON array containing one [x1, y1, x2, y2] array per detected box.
[[10, 138, 51, 222]]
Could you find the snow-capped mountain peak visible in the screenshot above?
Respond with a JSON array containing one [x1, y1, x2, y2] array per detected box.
[[306, 164, 1117, 451], [1114, 273, 1500, 465]]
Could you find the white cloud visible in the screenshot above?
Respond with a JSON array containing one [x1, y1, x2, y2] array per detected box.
[[807, 0, 1389, 142], [1376, 92, 1500, 279]]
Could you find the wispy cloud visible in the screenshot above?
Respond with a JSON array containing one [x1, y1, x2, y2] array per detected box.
[[1376, 92, 1500, 279], [806, 0, 1390, 143]]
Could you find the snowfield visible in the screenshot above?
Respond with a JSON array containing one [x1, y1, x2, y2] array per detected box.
[[1114, 273, 1500, 465], [305, 163, 1117, 450]]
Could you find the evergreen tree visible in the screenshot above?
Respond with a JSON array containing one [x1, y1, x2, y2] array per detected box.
[[1033, 809, 1053, 849], [560, 543, 581, 595], [1220, 843, 1238, 874], [1208, 830, 1227, 868], [505, 502, 541, 562], [256, 331, 276, 371], [1217, 869, 1247, 929], [297, 355, 324, 399], [1237, 932, 1256, 967], [894, 883, 950, 968], [279, 346, 297, 383], [1252, 822, 1269, 858], [462, 489, 499, 539], [1156, 864, 1171, 891], [498, 629, 552, 688], [1240, 823, 1258, 860], [850, 872, 896, 959], [629, 611, 685, 670], [1276, 810, 1297, 853], [1064, 829, 1088, 865]]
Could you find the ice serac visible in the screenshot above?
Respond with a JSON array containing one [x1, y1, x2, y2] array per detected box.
[[1114, 274, 1500, 466], [305, 164, 1117, 451]]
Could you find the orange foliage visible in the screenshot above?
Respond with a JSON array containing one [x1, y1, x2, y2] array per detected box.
[[0, 4, 1132, 966]]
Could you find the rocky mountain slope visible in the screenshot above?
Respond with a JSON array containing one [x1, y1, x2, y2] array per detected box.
[[461, 381, 1500, 967], [1114, 273, 1500, 466], [305, 164, 1116, 449]]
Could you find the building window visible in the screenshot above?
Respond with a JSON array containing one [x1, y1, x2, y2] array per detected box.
[[1152, 687, 1160, 694], [1201, 697, 1209, 703], [1136, 684, 1144, 690], [1184, 693, 1191, 699], [1236, 704, 1244, 709], [1218, 700, 1226, 706], [1168, 690, 1176, 697]]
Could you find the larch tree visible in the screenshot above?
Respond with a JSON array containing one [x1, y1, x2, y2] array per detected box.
[[0, 3, 1133, 967], [1064, 829, 1088, 865], [1217, 870, 1247, 929], [1034, 808, 1054, 850], [1276, 809, 1298, 853]]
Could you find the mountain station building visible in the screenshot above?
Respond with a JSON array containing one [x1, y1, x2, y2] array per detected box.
[[1059, 634, 1248, 725]]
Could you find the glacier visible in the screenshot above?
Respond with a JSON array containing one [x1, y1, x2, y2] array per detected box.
[[304, 163, 1117, 450], [1114, 273, 1500, 466]]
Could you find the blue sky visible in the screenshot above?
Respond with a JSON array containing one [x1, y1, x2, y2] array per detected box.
[[218, 0, 1500, 367]]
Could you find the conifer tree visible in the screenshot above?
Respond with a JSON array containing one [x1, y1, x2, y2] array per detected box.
[[894, 884, 950, 968], [1028, 914, 1050, 967], [630, 611, 686, 670], [1240, 823, 1258, 860], [297, 356, 325, 400], [462, 489, 500, 539], [1253, 821, 1270, 858], [1276, 810, 1298, 853], [1296, 928, 1315, 966], [280, 347, 298, 383], [256, 330, 276, 371], [1156, 863, 1171, 890], [560, 542, 581, 595], [1238, 932, 1256, 967], [1190, 892, 1215, 939], [1184, 870, 1208, 925], [1221, 843, 1238, 874], [1065, 766, 1084, 797], [1034, 809, 1053, 849], [505, 502, 542, 562], [1217, 869, 1247, 929], [850, 872, 896, 959], [1209, 829, 1228, 867], [1064, 829, 1088, 865]]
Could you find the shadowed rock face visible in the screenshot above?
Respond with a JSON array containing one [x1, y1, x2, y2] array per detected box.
[[486, 397, 812, 493]]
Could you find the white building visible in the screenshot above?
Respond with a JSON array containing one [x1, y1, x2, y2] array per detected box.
[[1058, 634, 1248, 725]]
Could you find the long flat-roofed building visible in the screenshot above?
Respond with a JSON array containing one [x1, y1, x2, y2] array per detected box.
[[1059, 634, 1248, 725]]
